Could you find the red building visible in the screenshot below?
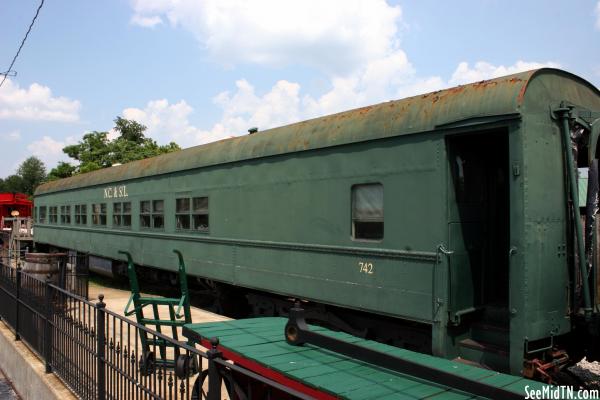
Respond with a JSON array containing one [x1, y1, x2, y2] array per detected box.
[[0, 193, 33, 229]]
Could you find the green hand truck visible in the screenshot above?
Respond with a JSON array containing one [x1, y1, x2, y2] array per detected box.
[[119, 249, 197, 378]]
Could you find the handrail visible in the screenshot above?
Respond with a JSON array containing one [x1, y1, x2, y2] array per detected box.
[[556, 104, 592, 317]]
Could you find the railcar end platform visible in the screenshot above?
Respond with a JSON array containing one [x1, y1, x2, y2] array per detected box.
[[183, 317, 548, 399]]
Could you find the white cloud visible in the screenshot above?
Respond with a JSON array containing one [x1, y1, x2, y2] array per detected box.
[[130, 14, 162, 28], [197, 59, 563, 143], [596, 1, 600, 30], [1, 130, 21, 142], [449, 60, 560, 86], [130, 0, 402, 74], [26, 135, 76, 168], [122, 59, 560, 150], [0, 79, 81, 122], [122, 99, 206, 147]]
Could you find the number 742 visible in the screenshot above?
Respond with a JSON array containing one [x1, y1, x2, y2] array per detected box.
[[358, 261, 374, 274]]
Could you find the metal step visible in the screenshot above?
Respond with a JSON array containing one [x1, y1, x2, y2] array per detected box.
[[459, 338, 510, 373], [470, 322, 509, 348]]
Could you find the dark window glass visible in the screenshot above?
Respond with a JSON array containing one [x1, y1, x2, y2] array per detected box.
[[176, 214, 190, 230], [140, 215, 151, 228], [153, 215, 164, 229], [193, 197, 208, 212], [140, 201, 151, 214], [193, 214, 209, 231], [352, 184, 383, 240], [176, 198, 190, 213]]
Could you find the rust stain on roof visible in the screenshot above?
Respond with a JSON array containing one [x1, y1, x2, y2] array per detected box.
[[37, 68, 593, 196]]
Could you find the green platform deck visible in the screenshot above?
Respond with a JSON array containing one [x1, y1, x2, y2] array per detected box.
[[183, 317, 548, 399]]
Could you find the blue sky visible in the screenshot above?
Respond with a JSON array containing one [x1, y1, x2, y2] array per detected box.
[[1, 0, 599, 176]]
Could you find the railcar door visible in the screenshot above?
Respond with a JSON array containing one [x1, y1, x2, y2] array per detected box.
[[446, 132, 509, 324]]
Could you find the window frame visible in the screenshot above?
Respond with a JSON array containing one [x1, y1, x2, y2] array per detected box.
[[351, 183, 384, 242], [49, 206, 58, 224], [39, 206, 47, 224], [140, 199, 164, 230], [113, 201, 132, 229], [60, 205, 71, 225], [175, 196, 209, 233], [75, 204, 88, 226], [92, 203, 107, 226]]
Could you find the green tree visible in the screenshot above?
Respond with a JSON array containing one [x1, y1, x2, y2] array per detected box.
[[18, 157, 47, 195], [63, 131, 112, 170], [47, 161, 77, 181], [113, 116, 146, 144], [3, 175, 24, 193], [58, 116, 181, 175]]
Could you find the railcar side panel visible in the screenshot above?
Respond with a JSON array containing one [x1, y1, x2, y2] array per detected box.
[[35, 135, 446, 322]]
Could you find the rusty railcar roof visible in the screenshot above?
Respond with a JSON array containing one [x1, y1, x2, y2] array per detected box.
[[35, 68, 599, 195]]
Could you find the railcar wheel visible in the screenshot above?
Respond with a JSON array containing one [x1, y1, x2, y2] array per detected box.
[[190, 368, 248, 400], [175, 354, 198, 379], [139, 350, 155, 376], [191, 370, 209, 400]]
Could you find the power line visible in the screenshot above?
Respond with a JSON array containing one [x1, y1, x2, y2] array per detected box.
[[0, 0, 46, 89]]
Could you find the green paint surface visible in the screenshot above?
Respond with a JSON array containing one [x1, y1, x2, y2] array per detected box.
[[33, 69, 600, 375], [185, 317, 548, 399]]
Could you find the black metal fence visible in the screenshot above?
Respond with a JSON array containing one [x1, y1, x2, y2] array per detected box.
[[0, 260, 311, 400]]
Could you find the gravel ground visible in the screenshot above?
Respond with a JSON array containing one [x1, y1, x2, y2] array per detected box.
[[570, 359, 600, 388], [0, 368, 19, 399]]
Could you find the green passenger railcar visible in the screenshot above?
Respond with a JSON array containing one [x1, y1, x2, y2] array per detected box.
[[34, 69, 600, 380]]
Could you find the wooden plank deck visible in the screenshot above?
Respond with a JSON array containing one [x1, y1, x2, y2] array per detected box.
[[184, 317, 548, 400]]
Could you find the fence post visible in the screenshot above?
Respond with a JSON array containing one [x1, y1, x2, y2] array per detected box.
[[44, 277, 53, 373], [15, 265, 21, 341], [207, 337, 222, 400], [96, 294, 106, 400]]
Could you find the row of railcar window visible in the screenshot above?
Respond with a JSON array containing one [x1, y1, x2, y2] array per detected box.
[[34, 184, 384, 240], [35, 196, 211, 233]]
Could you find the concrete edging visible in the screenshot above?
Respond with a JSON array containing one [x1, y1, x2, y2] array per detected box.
[[0, 320, 76, 400]]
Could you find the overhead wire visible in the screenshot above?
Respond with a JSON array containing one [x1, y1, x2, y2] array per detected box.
[[0, 0, 46, 88]]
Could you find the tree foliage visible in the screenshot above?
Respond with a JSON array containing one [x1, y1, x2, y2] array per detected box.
[[18, 157, 48, 195], [0, 157, 47, 196], [47, 162, 77, 181], [48, 116, 181, 179]]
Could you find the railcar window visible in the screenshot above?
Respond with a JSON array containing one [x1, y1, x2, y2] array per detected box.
[[176, 198, 191, 230], [92, 203, 107, 226], [176, 196, 209, 232], [75, 204, 87, 225], [39, 206, 47, 224], [49, 207, 58, 224], [352, 183, 384, 240], [140, 201, 151, 228], [140, 200, 164, 229], [153, 200, 164, 229], [60, 205, 71, 224], [193, 197, 209, 231], [113, 202, 131, 228]]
